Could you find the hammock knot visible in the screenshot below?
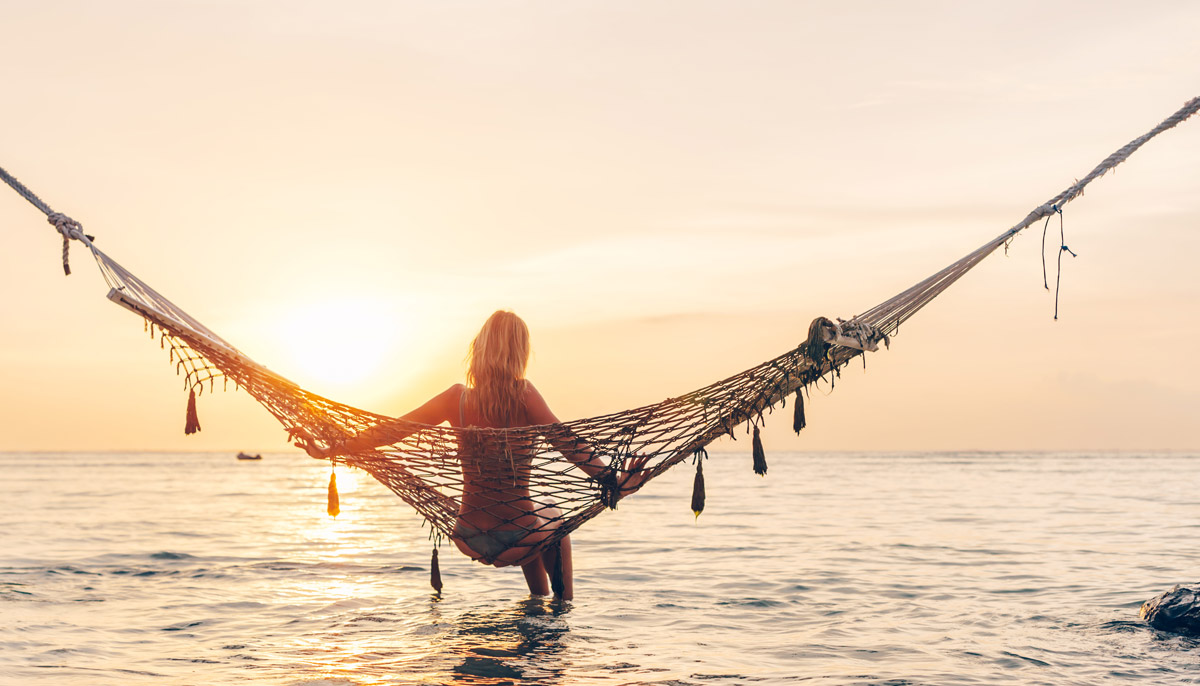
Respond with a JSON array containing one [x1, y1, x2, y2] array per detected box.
[[593, 464, 621, 510], [46, 212, 91, 276], [803, 317, 834, 362], [806, 316, 887, 357], [47, 211, 83, 239]]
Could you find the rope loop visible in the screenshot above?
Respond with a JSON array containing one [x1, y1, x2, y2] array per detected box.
[[47, 211, 84, 239], [46, 212, 87, 276]]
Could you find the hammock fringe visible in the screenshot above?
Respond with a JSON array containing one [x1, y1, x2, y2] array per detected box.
[[184, 388, 201, 435], [327, 468, 340, 518], [430, 547, 443, 593], [793, 389, 806, 434], [752, 425, 767, 476], [549, 543, 565, 597], [691, 454, 706, 518]]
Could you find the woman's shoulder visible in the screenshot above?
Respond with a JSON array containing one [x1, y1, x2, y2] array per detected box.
[[520, 380, 559, 425], [520, 380, 542, 400], [432, 384, 467, 415], [435, 383, 466, 400]]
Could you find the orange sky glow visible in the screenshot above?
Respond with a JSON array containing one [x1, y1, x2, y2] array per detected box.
[[1, 2, 1198, 452]]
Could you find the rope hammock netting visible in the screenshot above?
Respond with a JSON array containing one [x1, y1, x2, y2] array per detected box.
[[4, 96, 1198, 591]]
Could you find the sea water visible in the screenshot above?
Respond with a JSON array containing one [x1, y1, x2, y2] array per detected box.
[[2, 451, 1197, 685]]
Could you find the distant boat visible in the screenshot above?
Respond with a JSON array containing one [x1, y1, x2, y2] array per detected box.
[[236, 452, 263, 460]]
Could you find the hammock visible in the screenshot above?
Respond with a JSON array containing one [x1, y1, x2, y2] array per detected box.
[[4, 96, 1198, 588]]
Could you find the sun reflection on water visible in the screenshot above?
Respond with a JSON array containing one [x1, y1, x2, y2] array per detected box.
[[192, 455, 581, 684], [268, 463, 396, 564], [258, 593, 573, 685]]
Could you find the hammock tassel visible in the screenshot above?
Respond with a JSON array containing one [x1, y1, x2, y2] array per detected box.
[[430, 547, 443, 593], [793, 389, 806, 434], [549, 543, 565, 598], [327, 467, 340, 517], [691, 458, 705, 518], [752, 425, 767, 476], [184, 388, 201, 435]]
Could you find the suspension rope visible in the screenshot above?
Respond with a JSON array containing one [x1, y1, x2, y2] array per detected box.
[[0, 166, 96, 275]]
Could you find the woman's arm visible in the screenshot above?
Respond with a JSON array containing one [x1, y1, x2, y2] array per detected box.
[[292, 384, 463, 458], [522, 382, 650, 496]]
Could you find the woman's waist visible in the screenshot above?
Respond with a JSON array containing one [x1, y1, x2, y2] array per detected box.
[[460, 479, 532, 496], [460, 490, 539, 510], [458, 493, 546, 521]]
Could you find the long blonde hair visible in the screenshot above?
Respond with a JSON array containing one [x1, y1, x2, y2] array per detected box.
[[465, 310, 530, 426]]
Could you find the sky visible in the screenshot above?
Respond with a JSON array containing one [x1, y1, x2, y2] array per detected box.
[[1, 1, 1198, 452]]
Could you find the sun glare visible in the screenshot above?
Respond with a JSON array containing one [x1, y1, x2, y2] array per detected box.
[[265, 297, 409, 394]]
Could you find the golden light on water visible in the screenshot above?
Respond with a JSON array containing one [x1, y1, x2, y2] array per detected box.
[[265, 464, 379, 564]]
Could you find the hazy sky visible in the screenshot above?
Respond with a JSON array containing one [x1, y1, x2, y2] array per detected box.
[[2, 1, 1198, 452]]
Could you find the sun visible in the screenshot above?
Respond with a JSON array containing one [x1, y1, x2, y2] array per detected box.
[[264, 296, 409, 394]]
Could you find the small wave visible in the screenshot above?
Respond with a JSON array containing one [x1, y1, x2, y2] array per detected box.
[[111, 568, 180, 577], [50, 566, 101, 576], [347, 614, 400, 624], [0, 584, 36, 601], [716, 597, 786, 608], [162, 620, 205, 632], [1098, 619, 1150, 633], [1000, 650, 1051, 667], [32, 665, 168, 678], [150, 551, 194, 560]]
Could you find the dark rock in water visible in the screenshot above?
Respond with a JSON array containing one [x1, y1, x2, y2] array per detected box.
[[1141, 584, 1200, 634]]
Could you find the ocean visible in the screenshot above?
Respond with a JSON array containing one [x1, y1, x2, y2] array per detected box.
[[2, 450, 1197, 685]]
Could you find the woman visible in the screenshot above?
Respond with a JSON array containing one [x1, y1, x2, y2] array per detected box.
[[293, 310, 649, 600]]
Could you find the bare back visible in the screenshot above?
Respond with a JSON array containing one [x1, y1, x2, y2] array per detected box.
[[454, 385, 550, 534]]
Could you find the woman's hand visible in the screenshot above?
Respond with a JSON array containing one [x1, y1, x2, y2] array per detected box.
[[616, 455, 652, 500], [287, 427, 332, 460]]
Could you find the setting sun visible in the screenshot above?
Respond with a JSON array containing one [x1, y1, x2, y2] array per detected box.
[[280, 299, 400, 385], [245, 296, 414, 396]]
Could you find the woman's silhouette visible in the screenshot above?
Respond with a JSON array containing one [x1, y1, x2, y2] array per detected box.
[[294, 310, 648, 599]]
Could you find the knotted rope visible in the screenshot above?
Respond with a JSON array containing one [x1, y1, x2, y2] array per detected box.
[[47, 211, 89, 275], [0, 166, 94, 275]]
